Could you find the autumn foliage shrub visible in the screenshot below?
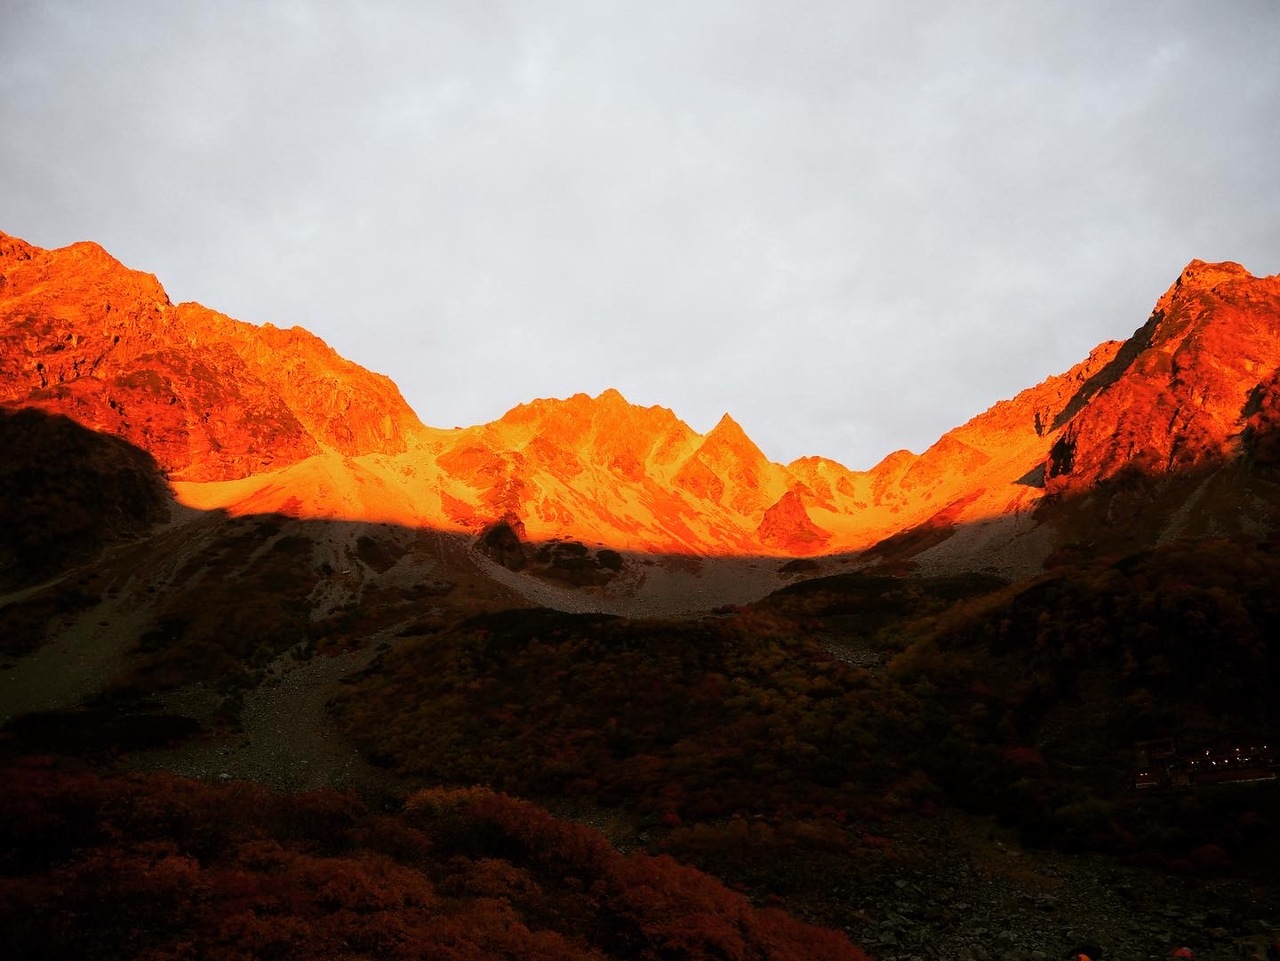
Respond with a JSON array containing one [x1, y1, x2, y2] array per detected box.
[[337, 545, 1280, 868], [406, 786, 870, 961], [334, 608, 912, 826], [0, 762, 869, 961]]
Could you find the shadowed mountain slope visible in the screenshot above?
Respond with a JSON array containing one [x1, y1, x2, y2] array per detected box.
[[0, 407, 169, 588]]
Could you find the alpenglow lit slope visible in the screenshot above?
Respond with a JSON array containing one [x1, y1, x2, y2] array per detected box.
[[0, 231, 425, 482], [3, 229, 1279, 569]]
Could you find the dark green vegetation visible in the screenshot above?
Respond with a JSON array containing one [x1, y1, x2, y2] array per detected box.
[[0, 761, 865, 961], [337, 541, 1280, 895], [335, 604, 923, 820]]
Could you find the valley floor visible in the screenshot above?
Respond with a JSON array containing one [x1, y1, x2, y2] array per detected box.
[[4, 620, 1271, 961], [3, 528, 1279, 961]]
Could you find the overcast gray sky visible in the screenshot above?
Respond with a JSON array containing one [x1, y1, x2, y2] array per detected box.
[[3, 1, 1278, 468]]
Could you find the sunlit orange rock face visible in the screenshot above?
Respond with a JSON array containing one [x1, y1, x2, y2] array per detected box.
[[428, 391, 800, 553], [0, 232, 424, 482], [758, 489, 831, 554], [4, 229, 1279, 567], [1042, 261, 1280, 494]]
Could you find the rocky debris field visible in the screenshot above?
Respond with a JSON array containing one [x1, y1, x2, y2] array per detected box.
[[832, 813, 1278, 961]]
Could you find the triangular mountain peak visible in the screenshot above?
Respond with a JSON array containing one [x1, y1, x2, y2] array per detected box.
[[708, 411, 745, 435], [695, 412, 754, 452], [595, 386, 629, 406], [697, 412, 770, 466]]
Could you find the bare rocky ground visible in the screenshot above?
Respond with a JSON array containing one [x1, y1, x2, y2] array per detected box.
[[552, 792, 1279, 961], [826, 812, 1279, 961], [125, 634, 407, 799], [476, 548, 792, 618]]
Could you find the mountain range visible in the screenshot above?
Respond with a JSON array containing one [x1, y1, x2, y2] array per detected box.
[[4, 229, 1280, 589], [4, 228, 1280, 960]]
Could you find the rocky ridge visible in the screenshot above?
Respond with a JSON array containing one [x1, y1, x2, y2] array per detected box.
[[0, 232, 424, 482], [4, 229, 1280, 568]]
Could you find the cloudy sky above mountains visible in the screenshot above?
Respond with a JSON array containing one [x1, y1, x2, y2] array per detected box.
[[4, 1, 1279, 468]]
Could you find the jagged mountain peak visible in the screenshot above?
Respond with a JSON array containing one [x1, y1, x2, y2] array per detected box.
[[709, 410, 743, 432], [595, 386, 630, 406], [490, 388, 692, 466], [700, 411, 767, 460], [1168, 258, 1255, 294], [1039, 259, 1280, 495], [499, 387, 676, 425]]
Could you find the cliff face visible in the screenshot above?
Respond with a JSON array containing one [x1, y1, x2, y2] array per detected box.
[[830, 259, 1280, 571], [1040, 261, 1280, 494], [758, 489, 831, 554], [5, 228, 1280, 567], [0, 232, 424, 482]]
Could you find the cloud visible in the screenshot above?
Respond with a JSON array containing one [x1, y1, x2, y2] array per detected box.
[[3, 1, 1279, 467]]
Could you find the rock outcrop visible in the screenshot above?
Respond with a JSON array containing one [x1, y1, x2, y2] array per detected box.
[[758, 489, 831, 554]]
